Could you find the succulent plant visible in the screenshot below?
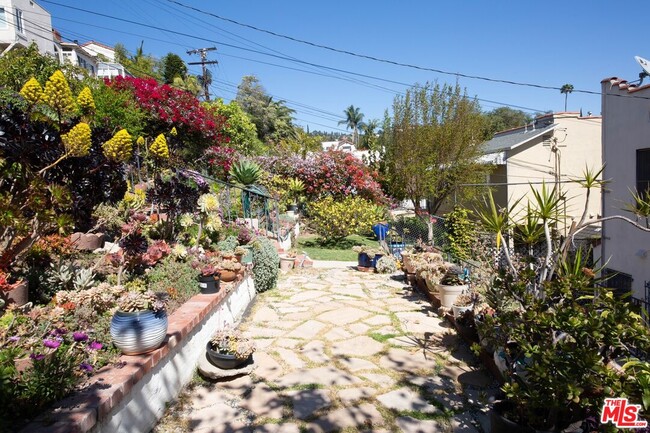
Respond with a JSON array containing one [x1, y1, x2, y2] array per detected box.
[[149, 133, 169, 159], [229, 160, 262, 186], [61, 122, 92, 157], [375, 255, 398, 274], [116, 289, 166, 313], [102, 129, 133, 162], [73, 267, 96, 291], [19, 77, 43, 104], [219, 259, 242, 272], [209, 327, 255, 359], [76, 86, 95, 114]]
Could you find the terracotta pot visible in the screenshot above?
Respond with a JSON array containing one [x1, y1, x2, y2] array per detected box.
[[436, 284, 469, 309], [2, 280, 28, 306], [219, 270, 238, 282]]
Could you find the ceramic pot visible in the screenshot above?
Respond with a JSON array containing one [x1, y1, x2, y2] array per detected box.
[[436, 284, 468, 309], [219, 269, 238, 282], [279, 256, 295, 272], [357, 253, 372, 268], [2, 280, 28, 306], [206, 343, 252, 369], [110, 310, 168, 355], [198, 275, 220, 294], [452, 304, 473, 318], [371, 254, 384, 268]]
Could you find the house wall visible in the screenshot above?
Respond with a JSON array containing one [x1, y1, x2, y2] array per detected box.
[[506, 113, 602, 234], [601, 79, 650, 298], [0, 0, 55, 55], [487, 164, 509, 210]]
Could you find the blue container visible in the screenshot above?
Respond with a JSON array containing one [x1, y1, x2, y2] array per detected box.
[[390, 242, 405, 260], [110, 310, 168, 355], [358, 252, 373, 268], [371, 254, 384, 268], [372, 223, 390, 240]]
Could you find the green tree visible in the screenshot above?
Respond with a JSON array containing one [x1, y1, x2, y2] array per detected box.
[[278, 128, 323, 158], [0, 44, 79, 92], [338, 105, 364, 146], [560, 83, 574, 111], [114, 42, 161, 80], [235, 75, 295, 144], [359, 118, 380, 150], [172, 75, 201, 97], [206, 99, 263, 154], [161, 53, 188, 84], [484, 107, 532, 137], [382, 81, 489, 214]]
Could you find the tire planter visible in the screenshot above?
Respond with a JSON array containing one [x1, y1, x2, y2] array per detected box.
[[198, 275, 220, 294], [436, 284, 468, 309], [110, 310, 168, 355], [206, 343, 252, 369]]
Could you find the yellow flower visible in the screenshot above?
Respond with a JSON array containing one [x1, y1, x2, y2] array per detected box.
[[61, 122, 92, 157], [103, 129, 133, 162], [42, 70, 75, 116], [204, 214, 222, 232], [20, 77, 42, 104], [76, 86, 96, 114], [170, 127, 177, 136], [136, 136, 145, 146], [149, 134, 169, 159]]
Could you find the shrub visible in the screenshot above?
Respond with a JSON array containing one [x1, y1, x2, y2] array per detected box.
[[146, 256, 200, 311], [375, 256, 398, 274], [444, 206, 475, 261], [308, 196, 385, 241], [257, 150, 387, 204], [251, 237, 279, 292]]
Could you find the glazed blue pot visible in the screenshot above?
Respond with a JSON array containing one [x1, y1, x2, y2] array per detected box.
[[110, 310, 168, 355], [358, 252, 372, 268], [371, 254, 384, 268]]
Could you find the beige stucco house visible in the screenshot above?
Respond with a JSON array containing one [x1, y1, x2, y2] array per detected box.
[[481, 112, 602, 236], [0, 0, 56, 56], [600, 77, 650, 300]]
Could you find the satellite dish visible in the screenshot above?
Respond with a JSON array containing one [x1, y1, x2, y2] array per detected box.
[[635, 56, 650, 85]]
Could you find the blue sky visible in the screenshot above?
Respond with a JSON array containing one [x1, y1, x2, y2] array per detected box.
[[40, 0, 650, 133]]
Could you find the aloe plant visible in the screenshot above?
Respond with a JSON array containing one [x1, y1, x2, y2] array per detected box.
[[229, 160, 262, 186]]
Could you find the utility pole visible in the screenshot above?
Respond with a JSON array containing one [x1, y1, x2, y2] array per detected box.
[[187, 47, 218, 101]]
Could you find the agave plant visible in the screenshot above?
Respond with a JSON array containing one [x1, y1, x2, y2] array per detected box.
[[229, 160, 262, 186]]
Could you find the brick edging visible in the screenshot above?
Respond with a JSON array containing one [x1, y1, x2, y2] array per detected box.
[[21, 273, 249, 433]]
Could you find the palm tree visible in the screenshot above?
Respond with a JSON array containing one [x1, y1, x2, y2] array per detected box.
[[560, 84, 574, 112], [360, 119, 379, 150], [338, 105, 364, 146]]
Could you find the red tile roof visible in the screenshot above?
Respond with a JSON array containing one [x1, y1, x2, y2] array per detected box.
[[602, 77, 650, 93]]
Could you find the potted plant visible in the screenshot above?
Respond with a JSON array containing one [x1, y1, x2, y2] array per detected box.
[[206, 326, 256, 369], [451, 291, 478, 319], [218, 259, 242, 282], [352, 245, 382, 269], [375, 255, 398, 274], [110, 288, 168, 355], [234, 245, 248, 264], [279, 250, 297, 272], [287, 178, 304, 213], [198, 264, 220, 294], [436, 264, 469, 309]]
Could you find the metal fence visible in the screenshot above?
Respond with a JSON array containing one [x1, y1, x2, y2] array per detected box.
[[184, 170, 281, 238], [384, 214, 448, 258]]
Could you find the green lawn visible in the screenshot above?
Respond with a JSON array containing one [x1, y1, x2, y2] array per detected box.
[[297, 234, 379, 261]]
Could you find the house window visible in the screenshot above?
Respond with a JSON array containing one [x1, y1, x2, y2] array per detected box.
[[602, 268, 633, 297], [0, 8, 6, 29], [15, 8, 24, 33], [636, 148, 650, 197]]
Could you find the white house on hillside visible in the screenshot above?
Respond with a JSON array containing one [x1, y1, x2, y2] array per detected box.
[[321, 138, 370, 161], [0, 0, 56, 56], [480, 112, 602, 236], [600, 76, 650, 300]]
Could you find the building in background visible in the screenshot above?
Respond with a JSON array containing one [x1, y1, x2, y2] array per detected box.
[[600, 77, 650, 301], [0, 0, 56, 56], [480, 112, 602, 236]]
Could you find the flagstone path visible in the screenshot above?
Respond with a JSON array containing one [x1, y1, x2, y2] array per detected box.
[[153, 265, 500, 433]]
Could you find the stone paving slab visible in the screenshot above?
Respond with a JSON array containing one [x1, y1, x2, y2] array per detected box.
[[155, 266, 496, 433]]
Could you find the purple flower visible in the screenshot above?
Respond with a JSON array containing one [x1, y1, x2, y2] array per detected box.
[[43, 339, 61, 349], [79, 362, 93, 372], [29, 353, 45, 361], [88, 341, 103, 350], [73, 332, 88, 342], [8, 335, 20, 342], [49, 328, 68, 336]]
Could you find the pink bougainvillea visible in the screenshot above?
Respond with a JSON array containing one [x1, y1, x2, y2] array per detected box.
[[106, 76, 228, 149], [258, 150, 386, 204]]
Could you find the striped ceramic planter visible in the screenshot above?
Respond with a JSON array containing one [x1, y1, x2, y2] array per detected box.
[[110, 310, 168, 355]]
